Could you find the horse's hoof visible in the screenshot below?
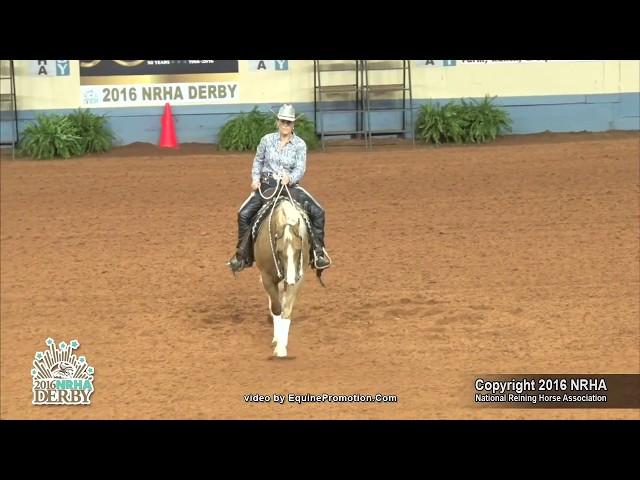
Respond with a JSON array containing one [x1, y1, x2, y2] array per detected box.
[[273, 348, 287, 358]]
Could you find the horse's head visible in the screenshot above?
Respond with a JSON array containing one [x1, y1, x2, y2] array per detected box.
[[273, 201, 307, 285]]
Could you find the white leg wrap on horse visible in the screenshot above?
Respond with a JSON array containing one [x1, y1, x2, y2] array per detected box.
[[273, 316, 291, 357], [272, 313, 281, 345]]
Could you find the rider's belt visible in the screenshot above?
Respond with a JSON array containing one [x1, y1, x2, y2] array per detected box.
[[261, 173, 297, 187], [261, 172, 278, 182]]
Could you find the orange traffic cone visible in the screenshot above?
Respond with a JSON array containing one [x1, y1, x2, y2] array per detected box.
[[159, 103, 179, 148]]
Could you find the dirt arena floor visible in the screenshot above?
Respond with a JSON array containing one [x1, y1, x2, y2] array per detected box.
[[1, 131, 639, 419]]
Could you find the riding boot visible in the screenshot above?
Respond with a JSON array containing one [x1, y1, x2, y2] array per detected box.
[[311, 232, 331, 269], [228, 192, 263, 272], [238, 228, 254, 265], [229, 216, 257, 272], [304, 200, 331, 270]]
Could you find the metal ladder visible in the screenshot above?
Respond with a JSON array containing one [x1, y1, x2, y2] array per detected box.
[[0, 60, 19, 159], [313, 60, 369, 149], [362, 60, 414, 147]]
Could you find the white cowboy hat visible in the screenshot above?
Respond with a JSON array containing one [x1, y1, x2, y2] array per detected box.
[[274, 104, 304, 122]]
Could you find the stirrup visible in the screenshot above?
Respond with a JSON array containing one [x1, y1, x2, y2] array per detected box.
[[227, 254, 246, 272], [313, 248, 331, 270]]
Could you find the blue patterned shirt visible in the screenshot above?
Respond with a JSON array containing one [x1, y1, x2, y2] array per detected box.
[[251, 132, 307, 185]]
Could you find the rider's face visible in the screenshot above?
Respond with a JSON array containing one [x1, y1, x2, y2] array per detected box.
[[278, 119, 293, 134]]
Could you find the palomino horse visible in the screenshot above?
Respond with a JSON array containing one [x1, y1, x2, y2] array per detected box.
[[253, 184, 311, 357]]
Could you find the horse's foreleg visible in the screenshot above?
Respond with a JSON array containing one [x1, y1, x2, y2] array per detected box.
[[260, 274, 286, 355], [260, 273, 281, 317], [281, 280, 303, 320], [274, 281, 304, 357]]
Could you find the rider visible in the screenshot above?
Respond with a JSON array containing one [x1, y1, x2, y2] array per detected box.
[[227, 104, 331, 272]]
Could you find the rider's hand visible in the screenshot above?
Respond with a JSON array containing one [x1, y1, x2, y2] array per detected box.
[[281, 174, 290, 185], [251, 180, 260, 190]]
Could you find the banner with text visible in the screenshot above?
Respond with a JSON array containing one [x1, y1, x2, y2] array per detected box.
[[79, 60, 240, 107]]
